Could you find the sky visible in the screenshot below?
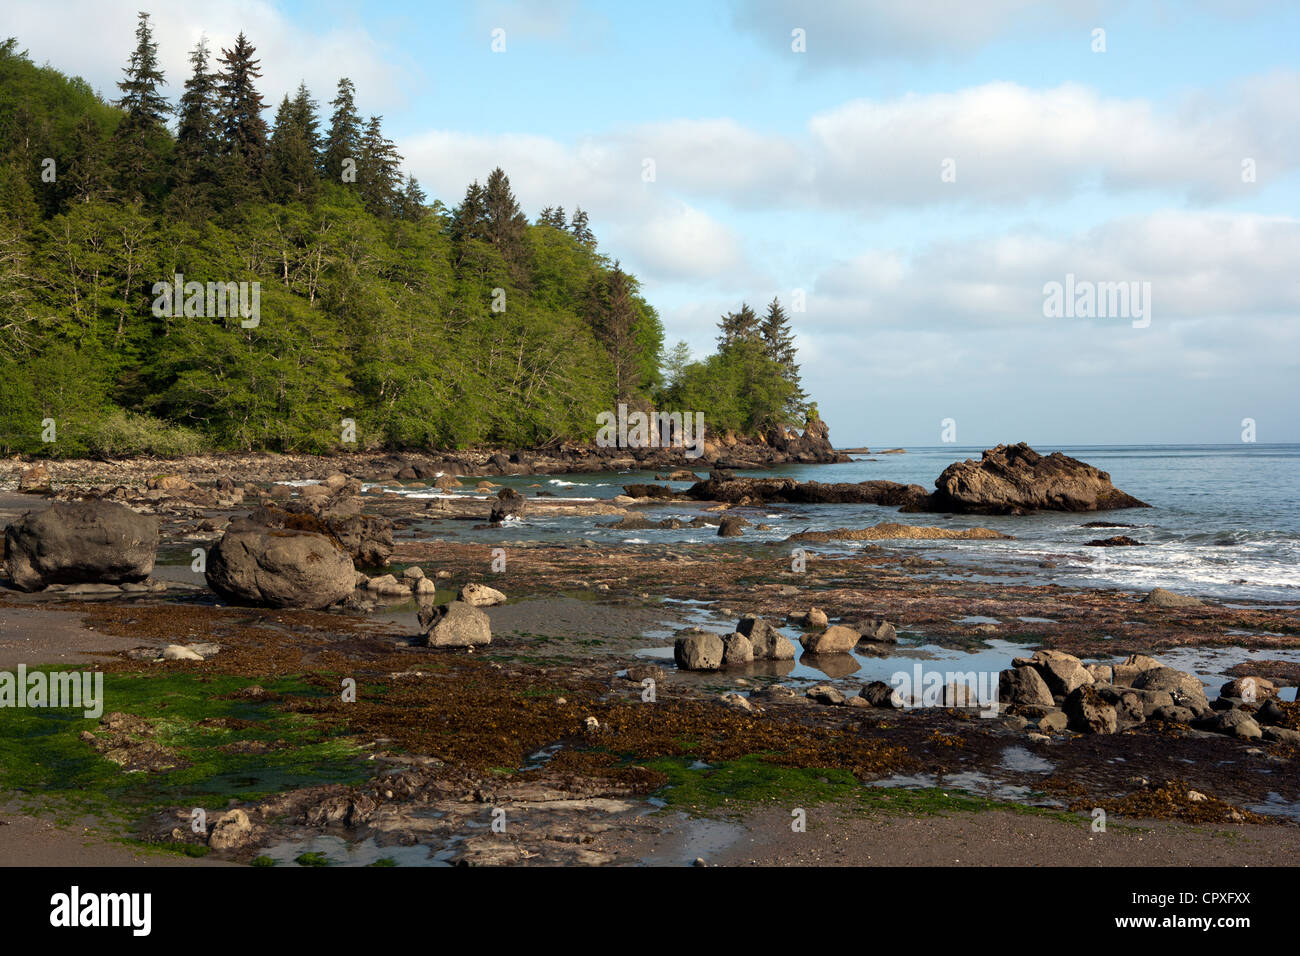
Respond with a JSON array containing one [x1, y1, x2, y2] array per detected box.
[[4, 0, 1298, 446]]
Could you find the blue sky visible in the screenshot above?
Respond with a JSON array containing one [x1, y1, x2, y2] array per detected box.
[[5, 0, 1299, 445]]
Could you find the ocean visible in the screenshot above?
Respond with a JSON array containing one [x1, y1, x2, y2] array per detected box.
[[392, 444, 1300, 604]]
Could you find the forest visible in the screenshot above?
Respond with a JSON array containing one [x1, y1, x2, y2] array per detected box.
[[0, 14, 808, 457]]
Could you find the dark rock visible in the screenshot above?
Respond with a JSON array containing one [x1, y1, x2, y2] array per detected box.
[[4, 500, 159, 591], [928, 443, 1149, 514]]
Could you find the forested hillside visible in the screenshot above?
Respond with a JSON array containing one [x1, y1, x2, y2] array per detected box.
[[0, 14, 808, 458]]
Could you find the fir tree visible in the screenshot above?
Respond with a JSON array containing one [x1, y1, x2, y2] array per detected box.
[[358, 115, 402, 217], [760, 296, 806, 416], [537, 205, 566, 230], [112, 12, 169, 202], [60, 114, 111, 206], [322, 77, 361, 183], [717, 302, 760, 349], [172, 37, 221, 214], [266, 84, 320, 203], [585, 262, 642, 403], [569, 206, 594, 247], [482, 166, 527, 268], [398, 174, 428, 220], [216, 32, 269, 200]]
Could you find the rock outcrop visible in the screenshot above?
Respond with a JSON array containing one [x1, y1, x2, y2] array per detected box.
[[928, 443, 1149, 515]]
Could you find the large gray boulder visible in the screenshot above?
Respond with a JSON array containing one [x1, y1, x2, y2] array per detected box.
[[206, 522, 355, 609], [1064, 685, 1119, 734], [736, 615, 796, 660], [1132, 666, 1209, 712], [674, 631, 724, 670], [4, 500, 159, 591], [419, 600, 492, 647], [999, 665, 1055, 708], [801, 624, 860, 655]]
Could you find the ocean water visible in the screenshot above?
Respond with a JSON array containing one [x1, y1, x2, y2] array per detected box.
[[389, 444, 1300, 603]]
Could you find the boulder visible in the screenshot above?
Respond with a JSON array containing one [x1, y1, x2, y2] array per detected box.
[[1064, 685, 1118, 734], [674, 631, 724, 671], [801, 624, 860, 655], [1219, 676, 1276, 703], [720, 632, 754, 666], [1111, 653, 1164, 685], [928, 443, 1149, 514], [717, 516, 748, 537], [859, 681, 904, 708], [999, 666, 1055, 709], [1131, 666, 1209, 712], [459, 582, 507, 607], [1029, 650, 1094, 696], [857, 619, 898, 643], [806, 684, 846, 705], [418, 600, 492, 647], [17, 463, 52, 494], [4, 500, 159, 592], [206, 521, 355, 609], [489, 488, 526, 525], [736, 615, 796, 660], [1206, 709, 1263, 740], [1143, 588, 1203, 608]]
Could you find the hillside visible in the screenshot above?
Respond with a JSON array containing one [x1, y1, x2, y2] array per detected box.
[[0, 18, 811, 459]]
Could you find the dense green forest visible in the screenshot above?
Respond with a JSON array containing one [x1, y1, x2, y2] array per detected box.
[[0, 14, 808, 457]]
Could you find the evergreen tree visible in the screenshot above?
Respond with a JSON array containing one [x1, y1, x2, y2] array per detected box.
[[662, 340, 692, 390], [450, 180, 486, 243], [398, 174, 427, 220], [760, 296, 806, 414], [266, 84, 320, 203], [172, 37, 221, 214], [717, 302, 760, 349], [111, 12, 169, 201], [216, 32, 269, 200], [537, 205, 566, 230], [60, 114, 112, 206], [482, 166, 527, 268], [358, 115, 402, 217], [322, 77, 361, 183], [585, 262, 643, 403], [569, 206, 594, 247]]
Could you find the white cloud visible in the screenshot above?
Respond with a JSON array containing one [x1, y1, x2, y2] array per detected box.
[[4, 0, 408, 116], [729, 0, 1108, 63]]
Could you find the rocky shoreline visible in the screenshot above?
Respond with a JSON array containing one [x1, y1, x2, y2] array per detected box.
[[0, 442, 1296, 866]]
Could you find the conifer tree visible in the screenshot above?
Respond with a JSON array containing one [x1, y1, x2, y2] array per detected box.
[[398, 174, 428, 220], [322, 78, 362, 183], [216, 32, 269, 200], [112, 12, 169, 202], [537, 205, 566, 230], [266, 84, 320, 202], [585, 262, 643, 403], [483, 166, 527, 267], [60, 114, 111, 206], [569, 206, 594, 247], [760, 296, 806, 416], [717, 302, 760, 349], [358, 115, 402, 217], [172, 37, 221, 213]]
